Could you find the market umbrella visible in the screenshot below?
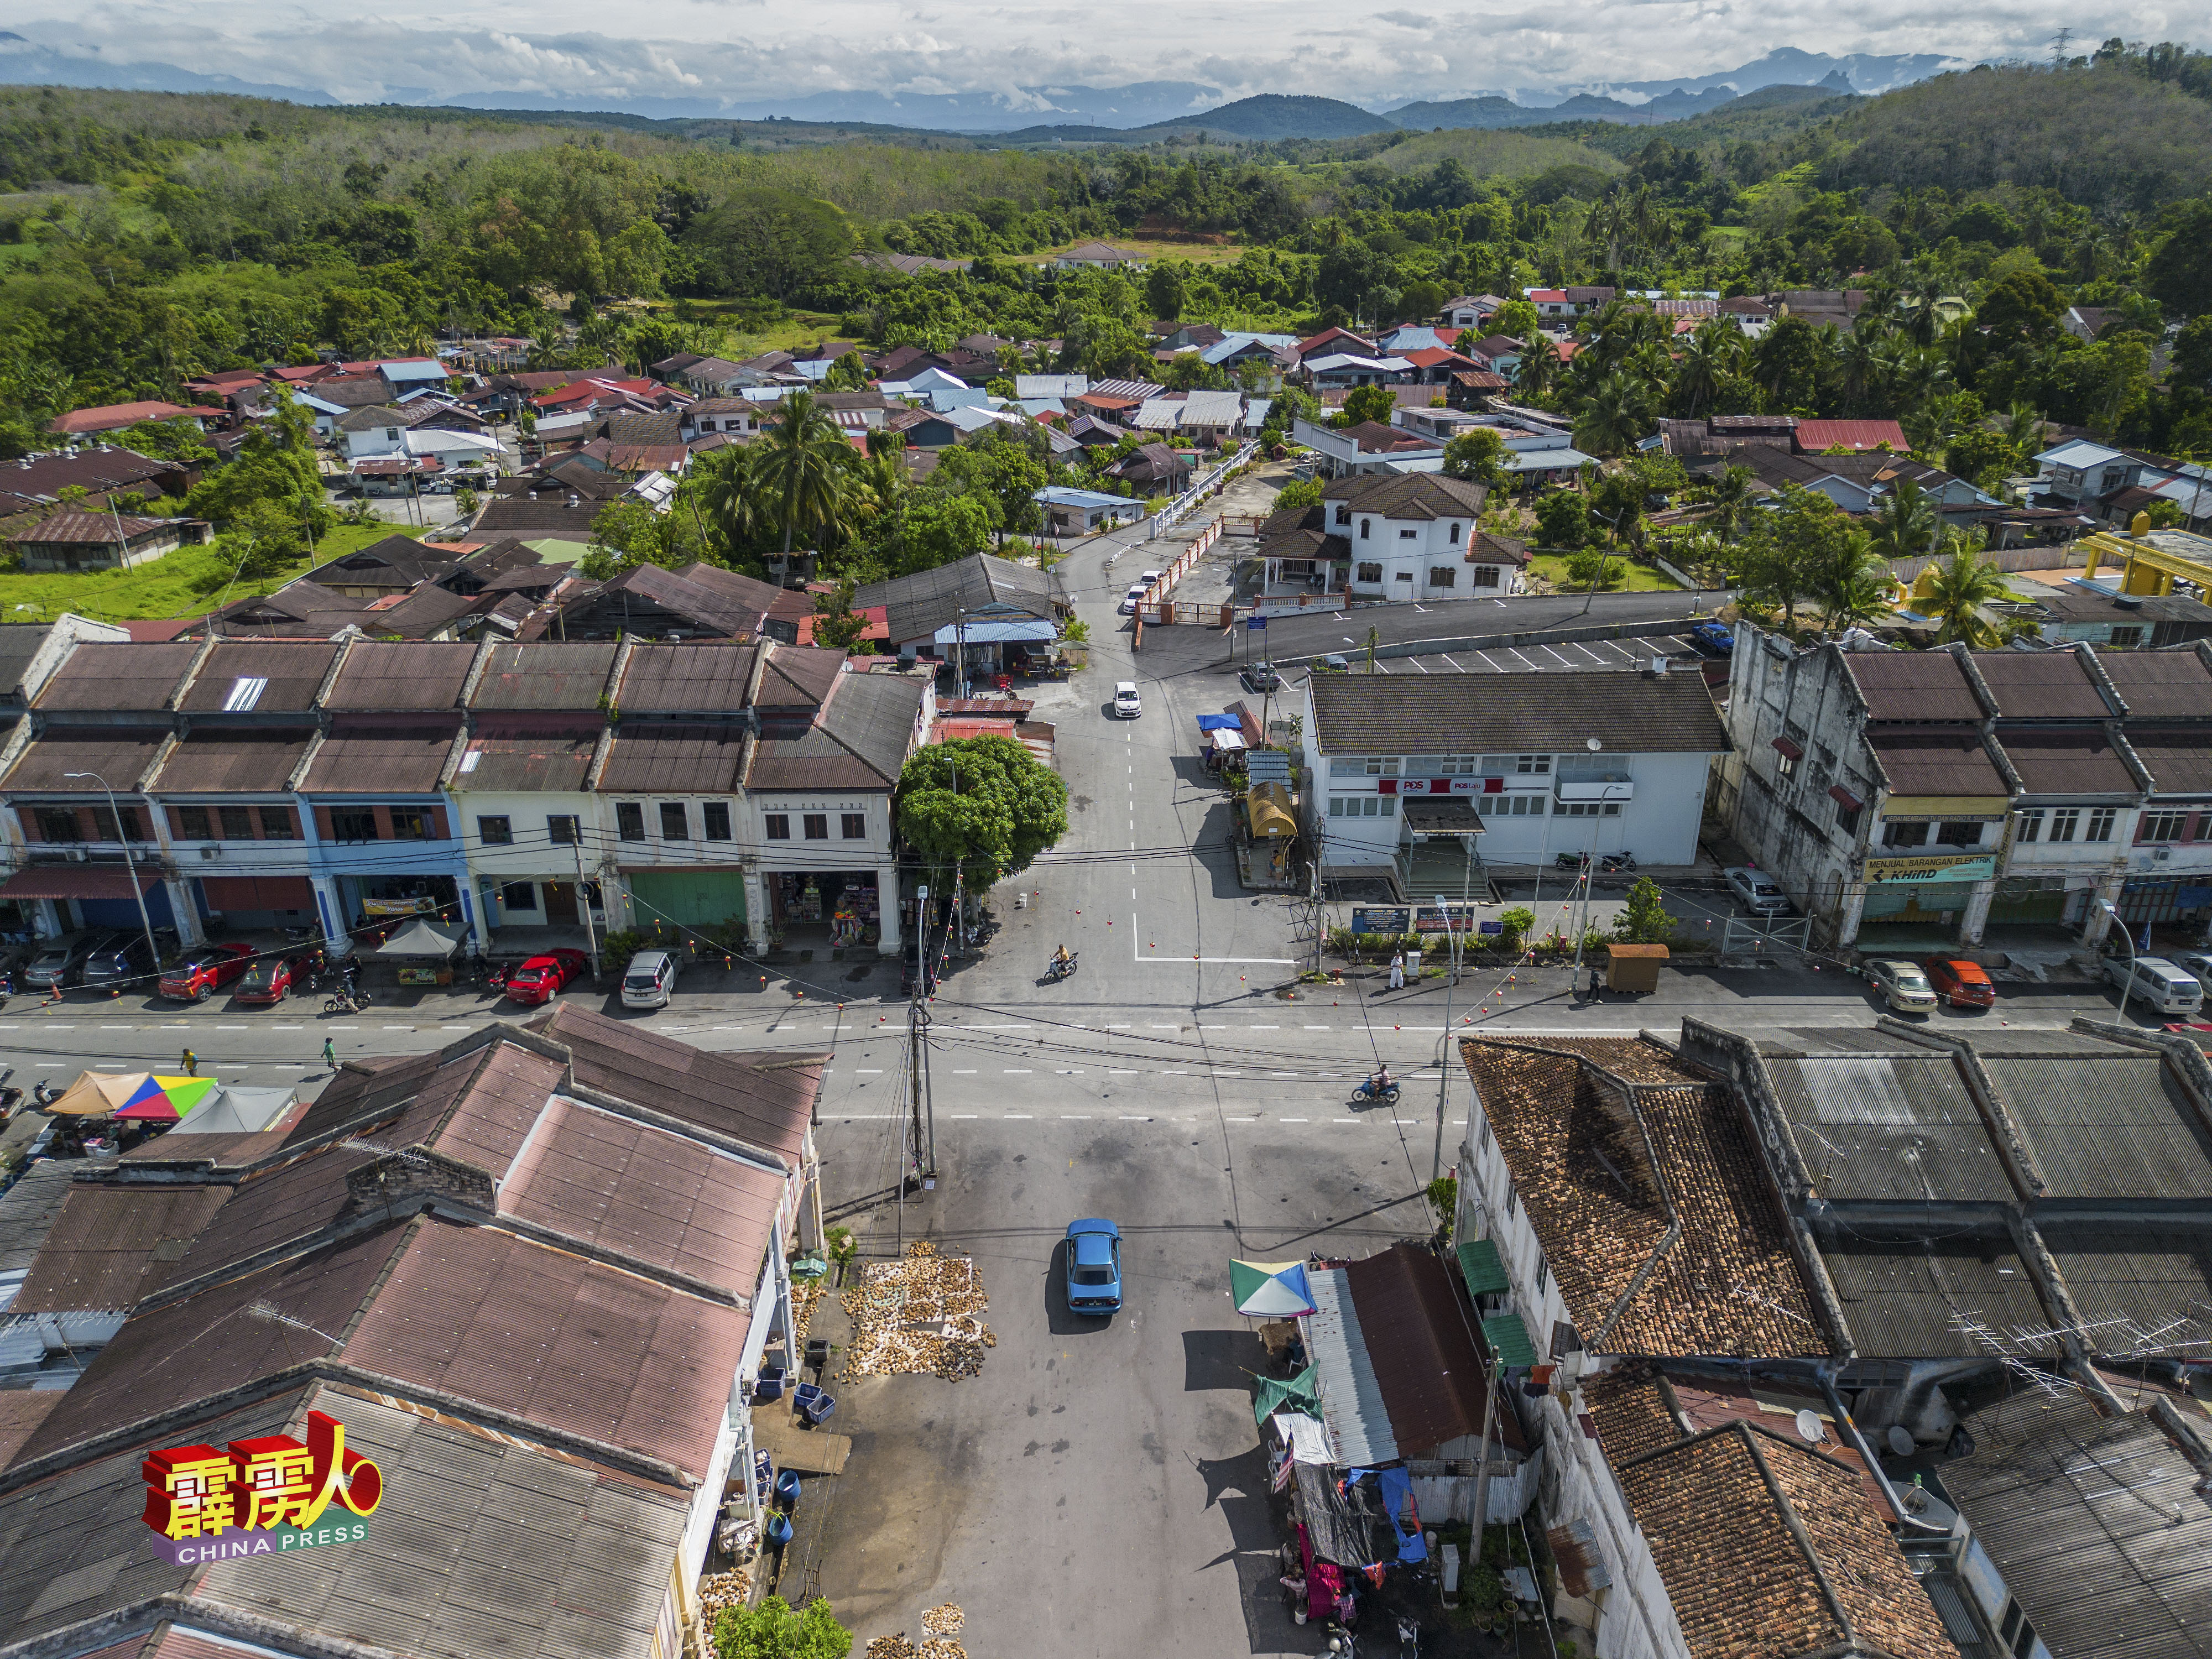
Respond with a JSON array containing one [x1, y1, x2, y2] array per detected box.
[[1231, 1258, 1318, 1318], [168, 1084, 296, 1136], [43, 1071, 149, 1117], [375, 917, 465, 958], [111, 1075, 220, 1123]]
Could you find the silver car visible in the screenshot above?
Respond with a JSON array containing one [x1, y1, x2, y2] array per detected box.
[[1864, 958, 1938, 1013], [621, 949, 679, 1009], [1723, 867, 1791, 916], [23, 931, 121, 989]]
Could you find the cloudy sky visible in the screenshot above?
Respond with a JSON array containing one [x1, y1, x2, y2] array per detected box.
[[0, 0, 2184, 114]]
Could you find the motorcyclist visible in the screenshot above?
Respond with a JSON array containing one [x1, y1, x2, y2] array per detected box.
[[1052, 943, 1073, 975], [1368, 1063, 1393, 1096]]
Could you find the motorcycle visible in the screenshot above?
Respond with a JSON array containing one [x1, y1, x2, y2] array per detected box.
[[1601, 850, 1638, 873], [1350, 1076, 1401, 1107], [1046, 952, 1079, 982], [323, 988, 372, 1015], [1553, 851, 1587, 871]]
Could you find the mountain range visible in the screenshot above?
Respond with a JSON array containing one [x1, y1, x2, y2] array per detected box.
[[0, 35, 1966, 133]]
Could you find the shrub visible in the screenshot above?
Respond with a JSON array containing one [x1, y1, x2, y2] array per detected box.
[[596, 928, 644, 970], [1496, 905, 1536, 944]]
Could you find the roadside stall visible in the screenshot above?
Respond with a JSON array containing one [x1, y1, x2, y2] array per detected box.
[[376, 916, 467, 986], [1604, 942, 1670, 995], [1242, 781, 1301, 890]]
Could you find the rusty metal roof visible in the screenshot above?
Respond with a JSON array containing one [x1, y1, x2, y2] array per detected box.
[[469, 642, 618, 709], [1865, 729, 2008, 797], [300, 723, 460, 793], [178, 640, 341, 712], [324, 640, 478, 711], [1342, 1243, 1525, 1455], [147, 730, 313, 794], [456, 727, 601, 792], [2098, 648, 2212, 716], [598, 724, 748, 794], [1972, 649, 2111, 718], [33, 643, 197, 711], [3, 729, 170, 792], [1844, 651, 1985, 722], [7, 1182, 229, 1313], [615, 641, 760, 712], [1997, 728, 2137, 794]]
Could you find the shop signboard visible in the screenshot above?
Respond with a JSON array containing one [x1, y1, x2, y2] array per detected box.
[[1351, 907, 1409, 935], [1862, 853, 1997, 885], [142, 1410, 381, 1566]]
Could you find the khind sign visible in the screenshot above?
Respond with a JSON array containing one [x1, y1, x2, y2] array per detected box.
[[142, 1410, 381, 1566], [1863, 853, 1998, 885]]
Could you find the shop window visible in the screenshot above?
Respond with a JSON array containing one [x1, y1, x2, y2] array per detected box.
[[1428, 566, 1457, 588], [2086, 808, 2116, 843], [2015, 809, 2044, 843], [547, 814, 580, 846], [703, 802, 732, 841], [259, 805, 296, 841], [1936, 821, 1982, 847], [616, 802, 646, 841], [221, 806, 254, 841], [34, 806, 81, 843], [389, 808, 434, 842], [1882, 821, 1929, 848], [331, 808, 379, 843], [500, 882, 538, 911], [804, 813, 829, 840], [2139, 810, 2187, 843], [478, 815, 513, 846], [660, 803, 688, 840], [173, 805, 211, 841], [765, 814, 791, 840], [1356, 562, 1383, 583], [842, 813, 867, 839]]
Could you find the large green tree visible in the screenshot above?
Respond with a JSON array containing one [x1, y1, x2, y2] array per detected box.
[[685, 187, 855, 300], [751, 389, 857, 580], [713, 1595, 851, 1659], [896, 734, 1069, 893]]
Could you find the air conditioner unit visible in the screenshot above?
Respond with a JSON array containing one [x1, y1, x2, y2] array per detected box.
[[2154, 847, 2173, 862], [200, 846, 221, 860], [64, 847, 87, 862]]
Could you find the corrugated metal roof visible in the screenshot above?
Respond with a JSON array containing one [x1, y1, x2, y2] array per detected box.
[[1344, 1243, 1522, 1454], [456, 728, 600, 793], [1997, 728, 2137, 794], [3, 729, 169, 791], [2094, 649, 2212, 717], [34, 643, 197, 711], [748, 671, 921, 792], [1812, 1219, 2055, 1359], [178, 641, 341, 712], [1844, 652, 1984, 722], [1865, 729, 2008, 797], [1971, 649, 2110, 718], [1309, 672, 1728, 758], [1945, 1395, 2212, 1659], [469, 643, 618, 710], [598, 724, 747, 794], [1983, 1055, 2212, 1199], [2037, 1222, 2212, 1355], [426, 1041, 570, 1176], [0, 1162, 78, 1276], [1457, 1237, 1509, 1295], [9, 1182, 229, 1313], [1764, 1053, 2014, 1202], [2124, 727, 2212, 795], [300, 723, 458, 794], [148, 731, 313, 795], [615, 641, 760, 711], [1303, 1266, 1397, 1465], [1481, 1312, 1536, 1366]]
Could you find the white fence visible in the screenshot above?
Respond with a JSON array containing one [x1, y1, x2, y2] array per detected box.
[[1141, 521, 1221, 604], [1150, 439, 1261, 539]]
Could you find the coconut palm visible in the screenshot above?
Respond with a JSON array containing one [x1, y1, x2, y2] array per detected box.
[[2002, 403, 2046, 460], [1515, 335, 1561, 401], [1706, 465, 1755, 543], [691, 443, 761, 562], [1673, 320, 1738, 416], [1573, 370, 1658, 457], [1921, 541, 2020, 645], [751, 389, 857, 580], [1866, 477, 1938, 561], [1815, 534, 1896, 633]]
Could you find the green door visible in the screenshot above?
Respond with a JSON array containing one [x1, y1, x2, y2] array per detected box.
[[626, 870, 747, 932]]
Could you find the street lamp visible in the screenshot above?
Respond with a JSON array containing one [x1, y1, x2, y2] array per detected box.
[[1432, 890, 1460, 1182], [2094, 898, 2143, 1013], [64, 771, 164, 990]]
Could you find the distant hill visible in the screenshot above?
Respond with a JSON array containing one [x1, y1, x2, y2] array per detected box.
[[1385, 96, 1527, 129], [1136, 94, 1397, 140]]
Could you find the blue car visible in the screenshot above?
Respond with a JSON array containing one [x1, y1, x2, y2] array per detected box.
[[1065, 1218, 1123, 1314], [1689, 622, 1735, 657]]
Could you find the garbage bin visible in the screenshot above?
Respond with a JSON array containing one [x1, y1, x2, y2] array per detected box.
[[774, 1468, 801, 1507]]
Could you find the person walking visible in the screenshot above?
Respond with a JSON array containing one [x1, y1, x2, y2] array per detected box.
[[1388, 950, 1406, 991], [180, 1047, 197, 1077], [321, 1037, 337, 1071], [1586, 965, 1603, 1001]]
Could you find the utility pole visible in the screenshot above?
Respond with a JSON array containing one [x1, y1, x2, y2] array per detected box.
[[1470, 1355, 1501, 1546], [572, 839, 599, 976], [912, 883, 936, 1182], [1433, 890, 1455, 1182]]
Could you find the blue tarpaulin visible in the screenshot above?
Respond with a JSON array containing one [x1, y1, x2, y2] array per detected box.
[[1347, 1465, 1427, 1563], [1196, 713, 1242, 731]]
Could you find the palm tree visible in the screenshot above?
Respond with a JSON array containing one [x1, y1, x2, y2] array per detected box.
[[1899, 267, 1948, 348], [1816, 534, 1895, 633], [1867, 476, 1939, 561], [1573, 370, 1657, 457], [1834, 322, 1887, 415], [1706, 465, 1755, 543], [1515, 335, 1561, 402], [751, 389, 856, 581], [1921, 541, 2018, 645], [2002, 403, 2046, 460], [1673, 320, 1738, 416], [691, 444, 761, 564]]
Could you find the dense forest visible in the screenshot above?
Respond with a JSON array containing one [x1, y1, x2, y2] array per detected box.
[[2, 39, 2210, 531]]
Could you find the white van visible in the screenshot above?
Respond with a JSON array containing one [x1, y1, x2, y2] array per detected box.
[[622, 949, 680, 1009], [2104, 954, 2204, 1016]]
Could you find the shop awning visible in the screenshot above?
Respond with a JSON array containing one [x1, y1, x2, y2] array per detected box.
[[1456, 1238, 1510, 1296], [1771, 735, 1804, 761], [1196, 713, 1241, 732], [1482, 1312, 1537, 1367], [1254, 1363, 1321, 1426], [1828, 784, 1864, 813], [0, 867, 158, 902], [932, 618, 1057, 645]]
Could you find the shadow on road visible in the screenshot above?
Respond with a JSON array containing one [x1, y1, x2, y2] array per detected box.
[[1181, 1329, 1254, 1393], [1042, 1238, 1114, 1337]]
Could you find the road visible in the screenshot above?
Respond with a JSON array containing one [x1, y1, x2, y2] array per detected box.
[[0, 502, 2171, 1657]]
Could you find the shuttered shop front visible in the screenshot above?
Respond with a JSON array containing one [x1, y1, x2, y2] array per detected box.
[[624, 869, 747, 931], [199, 876, 316, 922]]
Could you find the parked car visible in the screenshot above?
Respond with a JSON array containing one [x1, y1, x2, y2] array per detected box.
[[1863, 958, 1938, 1013], [621, 949, 680, 1010], [159, 942, 255, 1001], [1113, 681, 1142, 719], [2168, 948, 2212, 988], [23, 931, 121, 990], [1118, 583, 1148, 615], [1319, 654, 1350, 673], [234, 954, 305, 1006], [504, 947, 592, 1005], [80, 934, 161, 993], [1240, 661, 1282, 693], [1689, 622, 1735, 657], [1139, 570, 1164, 586], [1924, 957, 1997, 1009], [1064, 1218, 1123, 1314], [2104, 954, 2204, 1016], [1723, 867, 1791, 916]]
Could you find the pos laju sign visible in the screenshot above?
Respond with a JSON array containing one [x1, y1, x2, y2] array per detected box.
[[142, 1409, 382, 1566]]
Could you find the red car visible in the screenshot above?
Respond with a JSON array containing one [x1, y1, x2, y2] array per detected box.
[[503, 948, 591, 1006], [235, 954, 305, 1006], [158, 942, 254, 1001], [1924, 957, 1997, 1009]]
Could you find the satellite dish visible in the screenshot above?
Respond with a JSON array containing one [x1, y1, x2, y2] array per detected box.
[[1887, 1425, 1914, 1457], [1585, 737, 1603, 751], [1794, 1409, 1825, 1444]]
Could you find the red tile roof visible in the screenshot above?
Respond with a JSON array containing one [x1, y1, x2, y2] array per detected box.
[[1795, 419, 1909, 453], [46, 401, 220, 435]]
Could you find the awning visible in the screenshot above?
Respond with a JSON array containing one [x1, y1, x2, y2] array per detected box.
[[1254, 1363, 1321, 1425], [1270, 1410, 1332, 1467], [1483, 1312, 1537, 1367], [1196, 713, 1242, 732], [1771, 735, 1804, 761], [932, 618, 1057, 645], [0, 867, 158, 902], [1828, 784, 1864, 813], [1456, 1238, 1510, 1296], [1248, 783, 1297, 839]]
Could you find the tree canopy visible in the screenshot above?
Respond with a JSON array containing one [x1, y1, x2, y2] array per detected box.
[[895, 735, 1069, 894]]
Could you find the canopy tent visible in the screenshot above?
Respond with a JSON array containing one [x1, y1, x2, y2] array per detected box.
[[1232, 1258, 1318, 1317], [1270, 1410, 1333, 1467], [1196, 713, 1242, 732], [1254, 1363, 1321, 1427], [168, 1084, 297, 1135], [374, 917, 466, 958], [1248, 782, 1297, 840], [45, 1072, 213, 1120]]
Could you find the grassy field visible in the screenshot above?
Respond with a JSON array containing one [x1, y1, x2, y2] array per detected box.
[[0, 521, 421, 623], [1524, 553, 1683, 593]]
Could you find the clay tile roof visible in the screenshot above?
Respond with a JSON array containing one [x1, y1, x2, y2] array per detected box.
[[1615, 1422, 1955, 1659], [1580, 1360, 1686, 1464], [1460, 1038, 1830, 1357], [1466, 531, 1530, 566]]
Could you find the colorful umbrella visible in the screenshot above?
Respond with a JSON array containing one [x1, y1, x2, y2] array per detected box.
[[1231, 1258, 1318, 1318], [110, 1075, 219, 1123], [45, 1071, 153, 1117]]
